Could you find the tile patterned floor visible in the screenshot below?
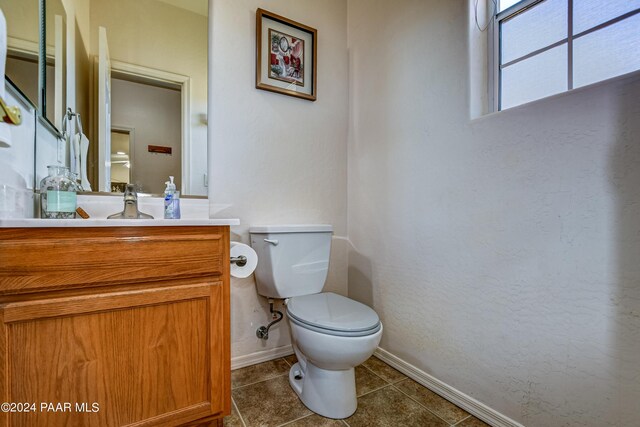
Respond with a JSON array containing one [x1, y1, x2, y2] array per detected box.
[[226, 355, 491, 427]]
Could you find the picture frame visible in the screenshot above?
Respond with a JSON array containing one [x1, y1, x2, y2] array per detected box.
[[256, 8, 317, 101]]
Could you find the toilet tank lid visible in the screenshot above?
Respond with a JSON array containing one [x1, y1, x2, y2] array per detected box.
[[249, 224, 333, 234]]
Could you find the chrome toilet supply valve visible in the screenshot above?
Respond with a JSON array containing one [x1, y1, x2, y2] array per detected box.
[[256, 298, 283, 340], [230, 255, 248, 267]]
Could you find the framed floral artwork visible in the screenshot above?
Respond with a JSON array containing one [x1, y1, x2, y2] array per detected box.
[[256, 9, 317, 101]]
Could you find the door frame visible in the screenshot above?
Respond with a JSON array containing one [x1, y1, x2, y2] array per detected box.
[[109, 60, 192, 195]]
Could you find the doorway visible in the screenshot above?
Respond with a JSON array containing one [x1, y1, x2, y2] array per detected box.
[[92, 31, 192, 194], [110, 74, 182, 194]]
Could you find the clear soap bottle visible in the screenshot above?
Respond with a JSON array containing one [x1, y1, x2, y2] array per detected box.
[[39, 165, 79, 219]]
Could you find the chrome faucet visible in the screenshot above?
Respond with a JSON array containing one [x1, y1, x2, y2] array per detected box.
[[107, 184, 154, 219]]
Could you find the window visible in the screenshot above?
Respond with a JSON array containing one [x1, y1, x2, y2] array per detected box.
[[494, 0, 640, 110]]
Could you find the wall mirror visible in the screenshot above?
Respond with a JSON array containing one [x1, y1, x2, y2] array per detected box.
[[2, 0, 209, 197], [88, 0, 208, 196]]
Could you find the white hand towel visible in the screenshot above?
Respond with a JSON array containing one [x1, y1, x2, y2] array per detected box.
[[0, 9, 12, 148], [79, 132, 92, 191], [71, 132, 80, 175]]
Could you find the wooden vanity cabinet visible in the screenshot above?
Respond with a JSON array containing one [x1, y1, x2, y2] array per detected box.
[[0, 226, 231, 427]]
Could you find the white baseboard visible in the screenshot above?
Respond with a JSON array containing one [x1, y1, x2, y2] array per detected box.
[[231, 345, 294, 370], [374, 347, 524, 427]]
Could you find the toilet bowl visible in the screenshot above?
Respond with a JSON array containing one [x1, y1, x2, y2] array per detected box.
[[249, 225, 383, 419], [286, 292, 382, 418]]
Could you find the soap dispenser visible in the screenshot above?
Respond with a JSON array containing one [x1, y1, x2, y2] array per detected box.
[[163, 176, 181, 219], [39, 165, 79, 219]]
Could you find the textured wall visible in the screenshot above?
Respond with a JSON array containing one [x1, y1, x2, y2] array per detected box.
[[209, 0, 348, 359], [347, 0, 640, 426]]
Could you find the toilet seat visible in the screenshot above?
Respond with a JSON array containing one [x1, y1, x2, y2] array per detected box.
[[287, 292, 381, 337]]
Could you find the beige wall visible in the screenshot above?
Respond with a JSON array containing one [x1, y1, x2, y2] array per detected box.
[[347, 1, 640, 426], [209, 0, 349, 360], [0, 0, 39, 45]]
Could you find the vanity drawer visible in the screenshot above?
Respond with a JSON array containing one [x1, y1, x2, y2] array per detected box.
[[0, 226, 229, 295]]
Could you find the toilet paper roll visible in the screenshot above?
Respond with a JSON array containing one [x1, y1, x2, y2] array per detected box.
[[230, 241, 258, 279]]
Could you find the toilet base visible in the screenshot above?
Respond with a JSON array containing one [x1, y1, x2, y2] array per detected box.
[[288, 361, 357, 419]]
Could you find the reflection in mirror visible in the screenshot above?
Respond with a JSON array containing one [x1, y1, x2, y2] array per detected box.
[[0, 0, 40, 108], [86, 0, 208, 196], [44, 0, 66, 129], [110, 77, 182, 194], [3, 0, 209, 197]]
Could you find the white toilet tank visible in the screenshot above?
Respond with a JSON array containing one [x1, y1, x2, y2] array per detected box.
[[249, 224, 332, 298]]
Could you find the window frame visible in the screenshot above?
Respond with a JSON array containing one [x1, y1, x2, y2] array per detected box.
[[490, 0, 640, 112]]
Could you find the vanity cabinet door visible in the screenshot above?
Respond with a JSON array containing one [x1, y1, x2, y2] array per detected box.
[[0, 280, 226, 427]]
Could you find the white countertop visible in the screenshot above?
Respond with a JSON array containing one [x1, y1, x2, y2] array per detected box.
[[0, 218, 240, 228]]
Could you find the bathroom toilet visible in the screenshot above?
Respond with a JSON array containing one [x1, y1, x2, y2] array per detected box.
[[250, 225, 382, 419]]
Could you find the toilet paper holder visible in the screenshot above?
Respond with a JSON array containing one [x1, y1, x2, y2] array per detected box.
[[230, 255, 248, 267]]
